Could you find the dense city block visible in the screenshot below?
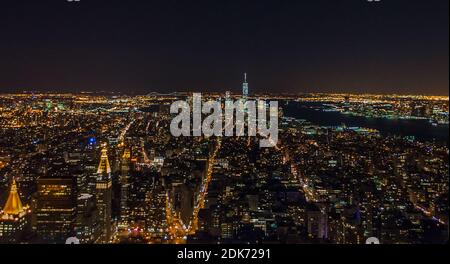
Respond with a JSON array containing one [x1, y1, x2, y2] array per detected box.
[[0, 92, 448, 244]]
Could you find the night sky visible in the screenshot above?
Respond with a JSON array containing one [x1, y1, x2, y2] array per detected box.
[[0, 0, 448, 95]]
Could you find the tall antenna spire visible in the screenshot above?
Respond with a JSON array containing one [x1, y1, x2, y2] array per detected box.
[[242, 73, 249, 98]]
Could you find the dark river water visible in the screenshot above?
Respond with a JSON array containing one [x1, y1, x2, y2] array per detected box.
[[282, 101, 449, 145]]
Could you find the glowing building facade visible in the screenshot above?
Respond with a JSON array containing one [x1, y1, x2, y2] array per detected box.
[[35, 176, 76, 243], [95, 146, 112, 243], [0, 179, 31, 243], [119, 148, 131, 228]]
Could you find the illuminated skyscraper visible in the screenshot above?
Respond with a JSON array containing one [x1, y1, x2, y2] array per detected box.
[[76, 193, 101, 244], [95, 146, 112, 243], [146, 185, 167, 237], [119, 148, 131, 228], [35, 176, 76, 243], [0, 179, 31, 243], [242, 73, 249, 98]]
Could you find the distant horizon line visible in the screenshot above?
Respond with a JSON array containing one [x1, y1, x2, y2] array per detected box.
[[0, 90, 448, 98]]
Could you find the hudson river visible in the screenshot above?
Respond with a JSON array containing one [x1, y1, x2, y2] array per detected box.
[[282, 102, 449, 145]]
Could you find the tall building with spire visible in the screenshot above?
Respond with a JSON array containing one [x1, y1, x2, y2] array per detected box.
[[119, 148, 131, 229], [0, 179, 31, 243], [95, 146, 112, 243], [242, 73, 249, 98]]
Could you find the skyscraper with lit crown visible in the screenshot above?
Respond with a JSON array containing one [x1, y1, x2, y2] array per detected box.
[[119, 148, 131, 229], [0, 179, 31, 243], [95, 146, 112, 243]]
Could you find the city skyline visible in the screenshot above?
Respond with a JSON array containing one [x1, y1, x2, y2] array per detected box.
[[0, 91, 448, 244], [0, 0, 448, 247]]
